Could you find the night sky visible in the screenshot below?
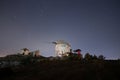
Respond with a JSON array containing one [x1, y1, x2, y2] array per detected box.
[[0, 0, 120, 59]]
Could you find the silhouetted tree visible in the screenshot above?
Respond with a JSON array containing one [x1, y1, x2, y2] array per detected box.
[[84, 53, 92, 61], [92, 55, 97, 60], [98, 55, 105, 60]]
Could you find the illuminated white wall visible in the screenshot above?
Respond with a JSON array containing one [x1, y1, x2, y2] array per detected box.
[[55, 43, 71, 57]]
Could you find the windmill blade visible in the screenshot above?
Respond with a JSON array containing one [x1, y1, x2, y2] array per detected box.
[[52, 42, 57, 44]]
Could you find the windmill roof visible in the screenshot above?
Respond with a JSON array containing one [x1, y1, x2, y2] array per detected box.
[[56, 40, 71, 46]]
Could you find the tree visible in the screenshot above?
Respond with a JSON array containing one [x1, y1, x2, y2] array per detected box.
[[93, 55, 97, 60], [98, 55, 105, 60], [84, 53, 92, 61]]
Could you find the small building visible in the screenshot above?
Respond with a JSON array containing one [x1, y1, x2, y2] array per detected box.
[[21, 48, 29, 55], [21, 48, 40, 57], [30, 50, 40, 57]]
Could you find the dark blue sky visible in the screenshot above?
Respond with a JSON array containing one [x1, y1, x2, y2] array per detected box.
[[0, 0, 120, 59]]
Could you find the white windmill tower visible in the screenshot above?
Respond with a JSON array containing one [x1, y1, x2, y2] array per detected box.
[[52, 40, 71, 57]]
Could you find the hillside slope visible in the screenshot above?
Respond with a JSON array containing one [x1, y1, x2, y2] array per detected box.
[[0, 60, 120, 80]]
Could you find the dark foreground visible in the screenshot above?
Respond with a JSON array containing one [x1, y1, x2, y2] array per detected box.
[[0, 60, 120, 80]]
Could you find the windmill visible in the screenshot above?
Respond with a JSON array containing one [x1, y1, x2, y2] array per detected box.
[[52, 40, 71, 57]]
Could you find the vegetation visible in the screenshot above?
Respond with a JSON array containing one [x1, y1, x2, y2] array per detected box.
[[0, 53, 120, 80]]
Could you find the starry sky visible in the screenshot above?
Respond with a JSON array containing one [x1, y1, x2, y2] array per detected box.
[[0, 0, 120, 59]]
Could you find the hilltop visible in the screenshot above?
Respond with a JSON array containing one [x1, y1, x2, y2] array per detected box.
[[0, 54, 120, 80]]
